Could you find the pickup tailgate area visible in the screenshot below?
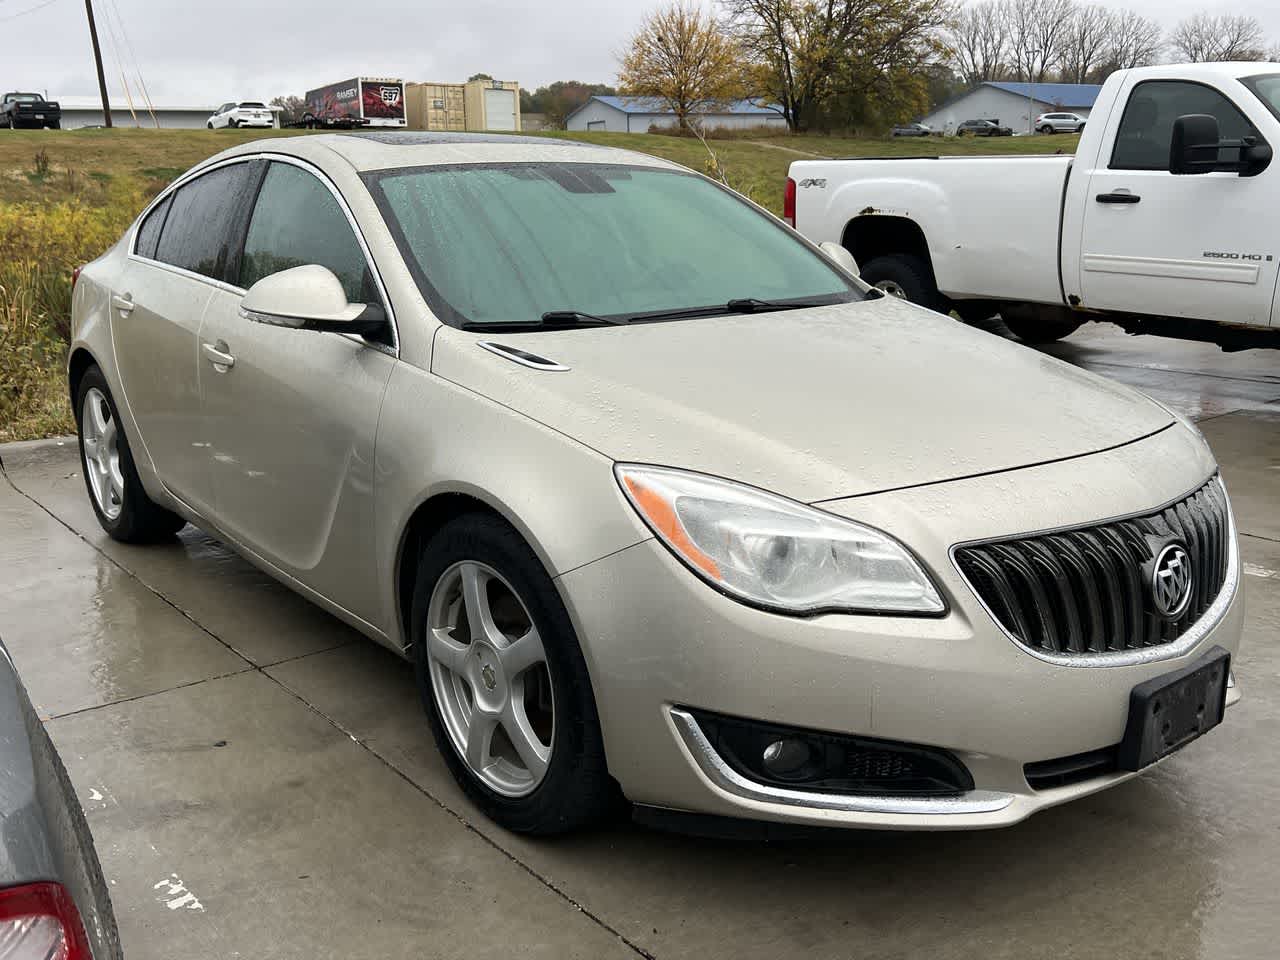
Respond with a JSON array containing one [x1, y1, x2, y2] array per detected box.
[[791, 155, 1073, 306]]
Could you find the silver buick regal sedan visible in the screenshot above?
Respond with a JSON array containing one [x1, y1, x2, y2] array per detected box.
[[68, 133, 1243, 834]]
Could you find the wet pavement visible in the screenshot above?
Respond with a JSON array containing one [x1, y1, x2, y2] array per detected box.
[[0, 323, 1277, 959]]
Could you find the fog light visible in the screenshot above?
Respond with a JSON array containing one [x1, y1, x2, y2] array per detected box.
[[762, 738, 811, 779]]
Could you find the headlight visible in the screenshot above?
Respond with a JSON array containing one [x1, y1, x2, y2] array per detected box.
[[615, 464, 944, 616]]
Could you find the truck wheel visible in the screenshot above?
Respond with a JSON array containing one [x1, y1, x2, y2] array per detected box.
[[858, 254, 947, 314], [1002, 315, 1083, 344]]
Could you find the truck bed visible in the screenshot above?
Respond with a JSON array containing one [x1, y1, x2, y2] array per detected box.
[[791, 154, 1073, 306]]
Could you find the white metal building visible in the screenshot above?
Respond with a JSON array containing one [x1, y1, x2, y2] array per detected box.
[[922, 82, 1101, 134], [566, 96, 787, 133], [54, 96, 281, 129]]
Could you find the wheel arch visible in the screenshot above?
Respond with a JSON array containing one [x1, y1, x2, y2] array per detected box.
[[67, 347, 99, 412], [393, 487, 561, 652], [841, 215, 937, 284]]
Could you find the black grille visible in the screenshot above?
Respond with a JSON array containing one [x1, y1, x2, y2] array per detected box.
[[955, 478, 1230, 656]]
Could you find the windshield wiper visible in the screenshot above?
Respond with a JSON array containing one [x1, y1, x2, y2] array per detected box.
[[724, 297, 831, 314], [460, 310, 628, 332], [622, 297, 842, 323]]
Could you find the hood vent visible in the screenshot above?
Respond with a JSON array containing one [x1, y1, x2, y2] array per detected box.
[[477, 341, 569, 372]]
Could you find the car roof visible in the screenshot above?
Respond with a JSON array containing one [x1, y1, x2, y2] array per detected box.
[[208, 132, 683, 174]]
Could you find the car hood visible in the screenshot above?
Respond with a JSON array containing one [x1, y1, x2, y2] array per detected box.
[[430, 298, 1174, 503]]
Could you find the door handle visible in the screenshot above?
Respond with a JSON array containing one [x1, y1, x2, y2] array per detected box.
[[202, 341, 235, 371], [111, 294, 134, 314], [1095, 191, 1141, 204]]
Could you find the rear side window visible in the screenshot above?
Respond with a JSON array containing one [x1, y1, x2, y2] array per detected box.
[[154, 162, 259, 281], [239, 162, 374, 303], [134, 194, 172, 260], [1111, 80, 1261, 171]]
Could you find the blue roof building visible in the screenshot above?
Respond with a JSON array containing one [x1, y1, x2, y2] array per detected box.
[[922, 81, 1104, 134]]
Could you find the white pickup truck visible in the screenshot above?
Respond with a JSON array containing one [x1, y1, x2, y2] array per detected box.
[[788, 62, 1280, 350]]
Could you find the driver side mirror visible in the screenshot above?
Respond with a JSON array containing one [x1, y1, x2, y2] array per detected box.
[[240, 264, 386, 335], [1170, 114, 1273, 177], [819, 241, 859, 277]]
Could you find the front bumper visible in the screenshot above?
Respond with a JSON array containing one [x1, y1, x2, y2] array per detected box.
[[558, 425, 1244, 830]]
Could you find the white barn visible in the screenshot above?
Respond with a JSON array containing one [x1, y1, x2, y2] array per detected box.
[[922, 82, 1101, 135], [566, 96, 787, 134]]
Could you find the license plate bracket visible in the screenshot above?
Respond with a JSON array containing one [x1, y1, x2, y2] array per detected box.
[[1119, 646, 1229, 771]]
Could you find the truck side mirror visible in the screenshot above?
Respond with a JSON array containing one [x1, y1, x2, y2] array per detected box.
[[1170, 113, 1273, 178], [1169, 114, 1220, 175]]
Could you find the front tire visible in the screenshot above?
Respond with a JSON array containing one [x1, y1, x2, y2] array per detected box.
[[858, 253, 947, 314], [207, 121, 214, 129], [411, 513, 617, 834], [75, 366, 186, 542]]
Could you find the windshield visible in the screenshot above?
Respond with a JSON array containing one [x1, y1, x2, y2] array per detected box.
[[365, 162, 860, 327], [1242, 74, 1280, 123]]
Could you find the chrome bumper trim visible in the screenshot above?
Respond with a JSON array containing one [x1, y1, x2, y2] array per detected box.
[[669, 708, 1015, 816]]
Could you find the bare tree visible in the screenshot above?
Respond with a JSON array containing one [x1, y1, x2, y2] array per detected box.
[[1170, 14, 1266, 63], [1058, 4, 1111, 84], [1102, 10, 1162, 72], [1001, 0, 1074, 83], [947, 1, 1009, 85]]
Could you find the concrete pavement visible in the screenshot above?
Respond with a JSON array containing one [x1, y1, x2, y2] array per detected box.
[[1, 324, 1277, 959]]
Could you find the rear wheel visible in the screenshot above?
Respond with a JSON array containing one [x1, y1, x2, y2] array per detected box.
[[1039, 124, 1053, 134], [411, 513, 617, 834], [76, 366, 186, 542], [227, 118, 238, 128], [1002, 314, 1083, 344], [858, 253, 947, 314]]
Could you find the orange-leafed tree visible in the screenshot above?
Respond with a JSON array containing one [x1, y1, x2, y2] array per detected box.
[[618, 3, 746, 130]]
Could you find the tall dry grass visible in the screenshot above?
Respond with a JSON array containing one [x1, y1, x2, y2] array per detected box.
[[0, 180, 143, 441]]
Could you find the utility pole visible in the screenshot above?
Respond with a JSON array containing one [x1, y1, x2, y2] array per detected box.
[[84, 0, 112, 128]]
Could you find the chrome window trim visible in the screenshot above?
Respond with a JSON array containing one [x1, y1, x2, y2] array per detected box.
[[669, 708, 1015, 816], [125, 151, 400, 357], [949, 475, 1240, 668]]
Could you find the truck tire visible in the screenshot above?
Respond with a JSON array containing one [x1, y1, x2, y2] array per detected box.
[[1002, 314, 1083, 344], [49, 120, 59, 130], [858, 254, 947, 314]]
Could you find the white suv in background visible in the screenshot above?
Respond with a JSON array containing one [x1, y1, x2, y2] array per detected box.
[[207, 101, 274, 129], [1035, 112, 1086, 133]]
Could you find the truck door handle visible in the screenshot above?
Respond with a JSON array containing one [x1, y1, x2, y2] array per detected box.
[[111, 294, 135, 314], [202, 341, 235, 371], [1095, 191, 1141, 204]]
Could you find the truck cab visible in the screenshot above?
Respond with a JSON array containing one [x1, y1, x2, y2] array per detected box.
[[789, 63, 1280, 350]]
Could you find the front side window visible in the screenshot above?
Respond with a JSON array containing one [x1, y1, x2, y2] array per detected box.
[[366, 163, 859, 327], [240, 162, 374, 304], [1111, 80, 1262, 171], [154, 162, 259, 281]]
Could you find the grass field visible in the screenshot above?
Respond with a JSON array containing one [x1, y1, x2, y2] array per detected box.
[[0, 126, 1081, 441]]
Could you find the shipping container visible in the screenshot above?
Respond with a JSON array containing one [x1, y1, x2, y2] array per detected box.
[[302, 77, 406, 128], [406, 82, 466, 132], [464, 79, 520, 132]]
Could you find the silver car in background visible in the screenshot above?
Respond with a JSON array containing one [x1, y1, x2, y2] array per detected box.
[[68, 133, 1242, 836], [1035, 112, 1087, 133], [0, 636, 121, 958]]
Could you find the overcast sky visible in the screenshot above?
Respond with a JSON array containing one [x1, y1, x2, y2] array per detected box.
[[7, 0, 1280, 105]]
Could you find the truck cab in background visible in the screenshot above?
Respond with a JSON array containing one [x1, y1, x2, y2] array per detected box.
[[788, 63, 1280, 350]]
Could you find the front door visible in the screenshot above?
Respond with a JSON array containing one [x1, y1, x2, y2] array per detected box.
[[198, 160, 396, 623], [110, 161, 259, 514], [1079, 78, 1278, 328]]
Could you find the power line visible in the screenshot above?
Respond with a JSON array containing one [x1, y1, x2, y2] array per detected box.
[[105, 0, 157, 127], [0, 0, 61, 24]]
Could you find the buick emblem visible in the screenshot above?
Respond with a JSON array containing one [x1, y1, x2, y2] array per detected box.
[[1151, 543, 1193, 619]]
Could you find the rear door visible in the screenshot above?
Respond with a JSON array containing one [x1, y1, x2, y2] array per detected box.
[[1079, 78, 1277, 327], [198, 159, 395, 621], [111, 160, 261, 514]]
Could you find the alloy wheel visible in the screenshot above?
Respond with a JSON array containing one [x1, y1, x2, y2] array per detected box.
[[875, 280, 908, 299], [425, 560, 555, 797], [81, 387, 124, 520]]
